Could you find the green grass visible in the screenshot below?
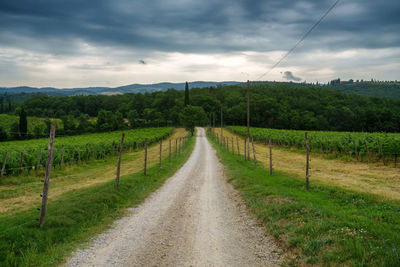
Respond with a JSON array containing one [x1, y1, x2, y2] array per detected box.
[[207, 132, 400, 266], [0, 133, 195, 266]]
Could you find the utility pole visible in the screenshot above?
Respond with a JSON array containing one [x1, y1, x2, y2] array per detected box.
[[220, 107, 223, 139], [247, 80, 250, 141]]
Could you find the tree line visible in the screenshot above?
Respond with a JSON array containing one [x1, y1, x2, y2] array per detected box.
[[1, 82, 399, 140]]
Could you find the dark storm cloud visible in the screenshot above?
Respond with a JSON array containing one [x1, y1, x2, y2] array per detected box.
[[282, 71, 302, 81], [0, 0, 399, 55]]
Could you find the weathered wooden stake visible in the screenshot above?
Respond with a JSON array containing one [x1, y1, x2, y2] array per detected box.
[[236, 137, 240, 157], [305, 132, 310, 191], [231, 137, 234, 155], [19, 152, 23, 175], [159, 139, 162, 168], [115, 133, 125, 188], [344, 138, 348, 154], [169, 139, 171, 162], [353, 140, 358, 160], [332, 140, 336, 154], [364, 140, 369, 162], [71, 148, 75, 166], [144, 138, 148, 175], [1, 152, 7, 180], [251, 137, 256, 166], [60, 149, 64, 168], [36, 150, 42, 175], [85, 147, 88, 164], [244, 138, 247, 160], [247, 137, 250, 160], [39, 124, 56, 228], [175, 139, 178, 159], [78, 149, 81, 165], [269, 136, 273, 175], [377, 138, 385, 164]]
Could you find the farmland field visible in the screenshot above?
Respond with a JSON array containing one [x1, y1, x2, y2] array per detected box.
[[0, 127, 173, 177], [228, 125, 400, 161], [214, 127, 400, 201]]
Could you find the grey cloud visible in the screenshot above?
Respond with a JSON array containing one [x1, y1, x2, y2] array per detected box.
[[0, 0, 399, 55], [282, 71, 302, 81]]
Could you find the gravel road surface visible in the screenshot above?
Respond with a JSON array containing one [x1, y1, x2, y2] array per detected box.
[[66, 128, 281, 267]]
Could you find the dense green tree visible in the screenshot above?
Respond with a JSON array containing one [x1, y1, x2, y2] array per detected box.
[[77, 114, 91, 133], [184, 82, 189, 106], [180, 105, 208, 135], [19, 108, 28, 138], [127, 110, 139, 128], [0, 126, 7, 141], [10, 122, 19, 139]]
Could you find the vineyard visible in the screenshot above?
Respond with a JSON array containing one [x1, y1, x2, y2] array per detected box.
[[0, 127, 173, 177], [228, 126, 400, 162]]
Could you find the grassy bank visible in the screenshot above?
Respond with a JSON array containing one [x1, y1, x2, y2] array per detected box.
[[207, 132, 400, 266], [0, 133, 195, 266]]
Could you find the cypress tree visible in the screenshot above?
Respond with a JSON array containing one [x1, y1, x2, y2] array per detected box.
[[184, 81, 189, 106], [19, 107, 28, 138]]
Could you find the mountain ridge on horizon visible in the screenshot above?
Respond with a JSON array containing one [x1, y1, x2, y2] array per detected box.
[[0, 81, 241, 96]]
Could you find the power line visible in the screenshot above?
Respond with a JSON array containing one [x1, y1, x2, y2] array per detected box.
[[256, 0, 341, 81]]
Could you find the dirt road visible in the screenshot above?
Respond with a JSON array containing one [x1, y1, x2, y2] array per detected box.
[[66, 128, 281, 266]]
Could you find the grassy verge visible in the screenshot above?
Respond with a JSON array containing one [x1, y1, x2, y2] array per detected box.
[[0, 133, 195, 266], [207, 132, 400, 266]]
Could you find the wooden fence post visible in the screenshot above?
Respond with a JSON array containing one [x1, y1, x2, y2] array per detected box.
[[1, 152, 7, 180], [244, 138, 247, 160], [231, 137, 234, 155], [78, 149, 81, 165], [115, 133, 125, 188], [236, 137, 240, 157], [247, 137, 250, 160], [60, 149, 64, 168], [144, 138, 148, 175], [159, 139, 162, 168], [344, 138, 348, 154], [353, 140, 358, 160], [320, 140, 323, 153], [332, 141, 336, 154], [39, 124, 56, 228], [71, 148, 75, 166], [364, 140, 369, 162], [169, 139, 171, 162], [19, 152, 23, 175], [378, 138, 385, 164], [36, 150, 42, 175], [305, 132, 310, 191], [175, 139, 177, 159], [252, 137, 256, 166], [85, 146, 88, 164], [269, 136, 273, 175]]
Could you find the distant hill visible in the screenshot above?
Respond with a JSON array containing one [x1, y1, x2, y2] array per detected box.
[[328, 81, 400, 99], [0, 81, 240, 97]]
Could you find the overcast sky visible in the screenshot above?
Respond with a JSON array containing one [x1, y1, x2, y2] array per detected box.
[[0, 0, 399, 87]]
